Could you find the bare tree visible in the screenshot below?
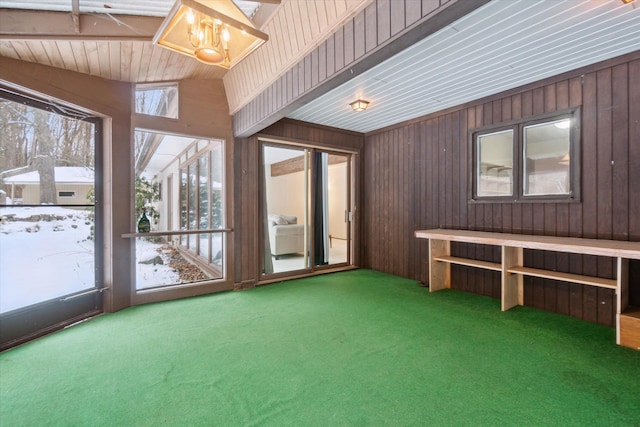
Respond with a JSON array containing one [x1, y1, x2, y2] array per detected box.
[[32, 109, 57, 204]]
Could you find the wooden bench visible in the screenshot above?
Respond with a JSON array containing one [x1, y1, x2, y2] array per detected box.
[[414, 229, 640, 349]]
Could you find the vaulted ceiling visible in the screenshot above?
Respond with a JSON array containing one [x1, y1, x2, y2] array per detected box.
[[1, 0, 639, 136]]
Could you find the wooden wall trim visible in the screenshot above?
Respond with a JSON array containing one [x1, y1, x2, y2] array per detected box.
[[232, 0, 491, 138]]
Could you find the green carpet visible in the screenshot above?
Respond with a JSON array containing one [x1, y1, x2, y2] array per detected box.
[[1, 269, 639, 426]]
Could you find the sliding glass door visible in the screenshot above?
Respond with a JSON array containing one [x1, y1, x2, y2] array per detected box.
[[311, 151, 352, 267], [261, 142, 352, 277], [0, 89, 102, 350], [262, 145, 310, 275]]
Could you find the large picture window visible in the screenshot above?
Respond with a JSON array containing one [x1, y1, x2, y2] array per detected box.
[[133, 131, 225, 291], [472, 109, 579, 202]]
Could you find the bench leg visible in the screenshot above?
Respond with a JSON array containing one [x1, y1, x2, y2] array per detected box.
[[429, 239, 450, 292], [502, 246, 523, 311]]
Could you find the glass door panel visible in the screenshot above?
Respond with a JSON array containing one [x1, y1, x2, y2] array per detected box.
[[262, 145, 310, 275], [325, 153, 350, 266], [0, 90, 101, 350]]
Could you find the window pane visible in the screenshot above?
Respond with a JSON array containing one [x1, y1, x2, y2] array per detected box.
[[180, 168, 187, 245], [134, 84, 178, 118], [523, 119, 571, 196], [263, 145, 310, 274], [476, 130, 514, 197], [198, 155, 209, 260], [188, 162, 197, 253], [0, 98, 96, 312]]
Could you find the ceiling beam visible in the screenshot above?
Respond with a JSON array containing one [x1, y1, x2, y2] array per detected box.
[[0, 9, 163, 41]]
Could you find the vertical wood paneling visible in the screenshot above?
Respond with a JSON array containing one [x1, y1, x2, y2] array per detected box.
[[354, 10, 366, 60], [612, 64, 629, 241], [334, 27, 345, 71], [343, 19, 355, 66], [377, 0, 391, 45], [629, 60, 640, 241], [365, 3, 378, 53], [405, 0, 422, 26], [391, 1, 405, 36], [362, 55, 638, 327]]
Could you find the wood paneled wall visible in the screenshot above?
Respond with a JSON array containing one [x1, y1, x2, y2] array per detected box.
[[234, 119, 364, 287], [363, 52, 640, 326]]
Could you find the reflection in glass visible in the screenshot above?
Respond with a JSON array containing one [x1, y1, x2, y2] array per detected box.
[[524, 119, 571, 196], [476, 130, 514, 197]]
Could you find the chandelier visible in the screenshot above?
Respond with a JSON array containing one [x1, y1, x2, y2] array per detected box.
[[153, 0, 269, 69]]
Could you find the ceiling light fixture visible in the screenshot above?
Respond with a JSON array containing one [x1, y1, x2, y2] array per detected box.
[[621, 0, 635, 3], [350, 99, 370, 112], [153, 0, 268, 68]]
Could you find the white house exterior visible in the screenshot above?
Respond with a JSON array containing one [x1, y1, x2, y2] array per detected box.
[[3, 167, 94, 205]]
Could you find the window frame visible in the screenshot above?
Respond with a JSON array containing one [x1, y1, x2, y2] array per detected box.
[[470, 108, 581, 203]]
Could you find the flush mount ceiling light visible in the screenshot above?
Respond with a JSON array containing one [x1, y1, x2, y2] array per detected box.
[[621, 0, 635, 3], [349, 99, 370, 112], [153, 0, 269, 68]]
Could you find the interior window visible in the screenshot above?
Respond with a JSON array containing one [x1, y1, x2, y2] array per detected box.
[[134, 83, 179, 119], [472, 110, 578, 202]]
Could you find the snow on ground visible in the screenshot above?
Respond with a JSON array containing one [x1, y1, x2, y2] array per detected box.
[[135, 239, 180, 290], [0, 206, 178, 313]]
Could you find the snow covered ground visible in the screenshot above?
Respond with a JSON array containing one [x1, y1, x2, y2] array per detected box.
[[0, 206, 178, 313]]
